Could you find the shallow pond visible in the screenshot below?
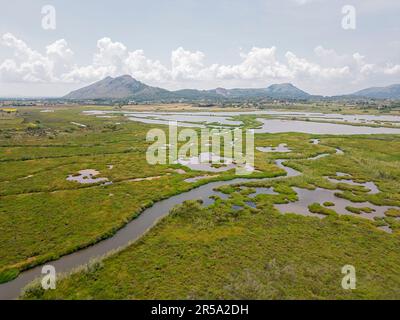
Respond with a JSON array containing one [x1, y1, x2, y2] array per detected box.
[[257, 143, 292, 153], [275, 187, 397, 221], [326, 177, 380, 194], [0, 157, 297, 299], [247, 187, 279, 198], [254, 119, 400, 135], [66, 169, 108, 184], [176, 152, 254, 173], [83, 110, 400, 135], [0, 135, 395, 300]]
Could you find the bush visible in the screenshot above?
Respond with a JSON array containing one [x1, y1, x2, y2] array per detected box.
[[323, 202, 335, 207], [346, 206, 375, 214], [308, 203, 337, 216]]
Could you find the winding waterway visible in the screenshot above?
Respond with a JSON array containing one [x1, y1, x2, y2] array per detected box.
[[0, 146, 395, 299], [0, 156, 301, 299]]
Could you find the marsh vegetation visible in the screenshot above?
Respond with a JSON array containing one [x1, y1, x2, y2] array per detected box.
[[1, 105, 400, 299]]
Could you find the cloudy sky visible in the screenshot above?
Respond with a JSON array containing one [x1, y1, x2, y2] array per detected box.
[[0, 0, 399, 97]]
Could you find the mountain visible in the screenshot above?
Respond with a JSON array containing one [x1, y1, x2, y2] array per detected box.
[[264, 83, 310, 99], [351, 84, 400, 99], [207, 84, 310, 99], [63, 75, 312, 101], [173, 89, 223, 100], [64, 75, 174, 100]]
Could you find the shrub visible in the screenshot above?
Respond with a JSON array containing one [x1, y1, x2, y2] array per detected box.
[[323, 202, 335, 207], [308, 203, 337, 216]]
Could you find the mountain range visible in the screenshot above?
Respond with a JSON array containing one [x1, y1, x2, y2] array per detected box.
[[351, 84, 400, 99], [63, 75, 400, 101]]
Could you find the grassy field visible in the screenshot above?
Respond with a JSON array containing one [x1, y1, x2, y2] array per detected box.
[[23, 199, 400, 300], [1, 105, 400, 299], [0, 106, 281, 283]]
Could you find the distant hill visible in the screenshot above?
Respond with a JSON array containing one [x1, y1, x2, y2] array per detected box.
[[207, 84, 310, 99], [351, 84, 400, 99], [264, 83, 310, 99], [63, 75, 312, 101], [173, 89, 223, 100], [64, 75, 174, 100]]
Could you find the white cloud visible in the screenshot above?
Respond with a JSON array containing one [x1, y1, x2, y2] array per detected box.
[[62, 37, 170, 84], [216, 47, 291, 80], [171, 47, 208, 80], [93, 37, 127, 70], [0, 33, 74, 83], [63, 37, 127, 82], [0, 33, 399, 95], [286, 51, 350, 79], [0, 33, 53, 82], [292, 0, 321, 5], [126, 50, 170, 82], [292, 0, 400, 10], [384, 64, 400, 75], [46, 39, 74, 61]]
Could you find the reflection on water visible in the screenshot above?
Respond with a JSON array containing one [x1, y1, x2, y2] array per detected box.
[[66, 169, 108, 184], [177, 152, 236, 172], [176, 152, 254, 173], [129, 113, 242, 126], [275, 187, 397, 221], [2, 138, 399, 300], [310, 139, 320, 145], [326, 177, 380, 194], [257, 143, 292, 153], [127, 116, 204, 128], [0, 157, 296, 299], [247, 187, 279, 198], [83, 110, 400, 134], [232, 205, 243, 211], [203, 191, 230, 206], [254, 119, 400, 135], [245, 201, 257, 208]]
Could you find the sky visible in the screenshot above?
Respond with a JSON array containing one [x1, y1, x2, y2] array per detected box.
[[0, 0, 399, 97]]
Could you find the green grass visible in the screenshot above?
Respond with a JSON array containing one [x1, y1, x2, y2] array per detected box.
[[385, 208, 400, 218], [345, 206, 375, 214], [1, 105, 400, 299], [0, 106, 283, 281], [308, 203, 338, 216], [323, 202, 335, 207], [23, 200, 400, 300], [0, 268, 19, 284]]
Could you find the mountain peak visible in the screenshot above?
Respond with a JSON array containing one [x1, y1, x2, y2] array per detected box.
[[268, 83, 294, 88], [352, 84, 400, 99], [116, 74, 137, 81], [64, 74, 161, 100], [265, 83, 310, 99]]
